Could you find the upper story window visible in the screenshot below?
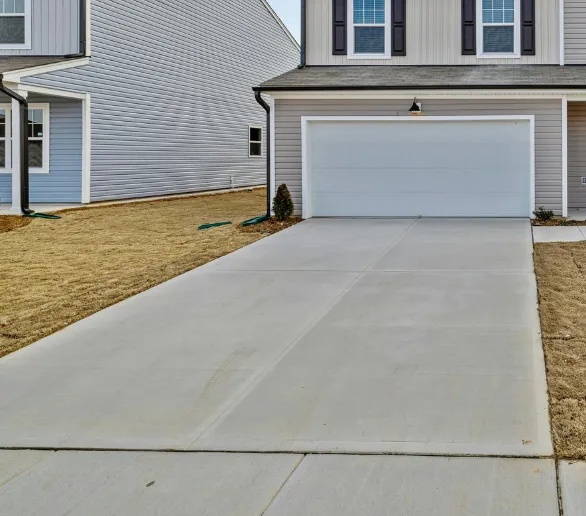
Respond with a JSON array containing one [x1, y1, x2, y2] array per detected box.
[[349, 0, 391, 58], [478, 0, 520, 57], [0, 0, 31, 49]]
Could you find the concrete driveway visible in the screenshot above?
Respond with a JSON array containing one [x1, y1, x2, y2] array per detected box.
[[0, 218, 562, 514], [0, 218, 551, 456]]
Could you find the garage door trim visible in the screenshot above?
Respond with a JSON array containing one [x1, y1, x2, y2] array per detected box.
[[301, 116, 536, 219]]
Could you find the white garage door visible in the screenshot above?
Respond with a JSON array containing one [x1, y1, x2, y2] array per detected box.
[[306, 118, 533, 217]]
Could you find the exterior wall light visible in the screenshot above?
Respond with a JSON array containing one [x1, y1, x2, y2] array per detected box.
[[409, 99, 422, 115]]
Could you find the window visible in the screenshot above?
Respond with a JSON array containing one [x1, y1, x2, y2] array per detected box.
[[0, 0, 30, 48], [0, 108, 7, 169], [249, 126, 262, 157], [28, 107, 46, 169], [478, 0, 519, 56], [350, 0, 390, 57]]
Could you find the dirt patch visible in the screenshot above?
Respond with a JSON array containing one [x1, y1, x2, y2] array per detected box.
[[239, 217, 302, 235], [534, 242, 586, 459], [0, 188, 296, 358], [532, 219, 586, 227], [0, 215, 32, 234]]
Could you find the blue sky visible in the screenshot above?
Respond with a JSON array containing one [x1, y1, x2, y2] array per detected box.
[[268, 0, 300, 42]]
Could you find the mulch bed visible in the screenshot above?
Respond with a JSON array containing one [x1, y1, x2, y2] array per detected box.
[[533, 219, 586, 227], [239, 217, 302, 235], [0, 216, 32, 235]]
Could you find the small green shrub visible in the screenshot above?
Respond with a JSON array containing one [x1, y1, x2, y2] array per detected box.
[[273, 184, 294, 221], [533, 206, 554, 222]]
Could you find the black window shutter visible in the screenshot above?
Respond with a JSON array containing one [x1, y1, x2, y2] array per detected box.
[[391, 0, 406, 56], [461, 0, 476, 55], [520, 0, 536, 55], [333, 0, 347, 55]]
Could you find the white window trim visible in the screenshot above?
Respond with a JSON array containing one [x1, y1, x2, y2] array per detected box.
[[248, 125, 263, 158], [348, 0, 392, 60], [0, 102, 50, 174], [0, 0, 32, 50], [476, 0, 521, 58]]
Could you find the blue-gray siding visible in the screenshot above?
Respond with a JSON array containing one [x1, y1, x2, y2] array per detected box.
[[24, 0, 299, 202], [0, 95, 82, 204], [0, 0, 79, 56]]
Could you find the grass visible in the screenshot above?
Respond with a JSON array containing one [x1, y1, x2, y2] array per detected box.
[[0, 188, 299, 358], [534, 242, 586, 460]]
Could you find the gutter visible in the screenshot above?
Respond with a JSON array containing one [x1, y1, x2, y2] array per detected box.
[[299, 0, 306, 68], [254, 91, 271, 217], [65, 0, 87, 58], [0, 76, 32, 215]]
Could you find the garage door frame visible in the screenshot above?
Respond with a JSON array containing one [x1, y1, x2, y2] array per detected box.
[[301, 116, 536, 219]]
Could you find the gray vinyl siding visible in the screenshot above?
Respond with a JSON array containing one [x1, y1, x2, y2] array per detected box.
[[568, 102, 586, 208], [275, 98, 563, 215], [307, 0, 560, 65], [0, 95, 82, 204], [23, 0, 299, 202], [564, 0, 586, 64], [0, 0, 79, 56]]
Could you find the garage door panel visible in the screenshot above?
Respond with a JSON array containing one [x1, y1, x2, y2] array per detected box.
[[308, 120, 532, 218]]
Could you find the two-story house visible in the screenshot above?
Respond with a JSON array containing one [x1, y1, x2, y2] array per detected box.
[[0, 0, 299, 213], [256, 0, 586, 218]]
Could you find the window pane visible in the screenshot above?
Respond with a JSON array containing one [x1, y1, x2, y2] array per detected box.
[[29, 141, 42, 167], [484, 26, 514, 53], [0, 141, 5, 168], [33, 125, 43, 137], [2, 0, 15, 14], [355, 26, 385, 53], [29, 108, 41, 123], [353, 0, 384, 26], [0, 16, 25, 44], [249, 127, 261, 142], [14, 0, 24, 13], [250, 142, 262, 157]]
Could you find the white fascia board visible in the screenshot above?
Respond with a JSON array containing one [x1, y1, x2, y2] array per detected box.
[[3, 57, 90, 83], [269, 90, 586, 100], [20, 84, 87, 100]]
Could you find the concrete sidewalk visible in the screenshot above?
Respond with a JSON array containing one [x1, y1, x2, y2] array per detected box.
[[533, 225, 586, 243], [0, 451, 561, 516]]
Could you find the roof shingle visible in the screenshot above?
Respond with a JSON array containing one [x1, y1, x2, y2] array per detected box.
[[256, 65, 586, 91]]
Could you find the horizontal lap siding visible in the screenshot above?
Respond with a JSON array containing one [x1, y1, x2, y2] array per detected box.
[[0, 0, 79, 55], [24, 0, 299, 202], [307, 0, 559, 65], [0, 95, 82, 204], [568, 103, 586, 208], [565, 0, 586, 64], [275, 98, 563, 215]]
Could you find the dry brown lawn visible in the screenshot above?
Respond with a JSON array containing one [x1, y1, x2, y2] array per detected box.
[[0, 188, 298, 358], [534, 242, 586, 459]]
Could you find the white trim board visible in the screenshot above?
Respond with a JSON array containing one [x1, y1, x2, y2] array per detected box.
[[559, 0, 565, 66], [3, 57, 90, 83], [301, 115, 536, 219], [269, 91, 586, 100], [270, 95, 276, 210], [562, 95, 568, 217]]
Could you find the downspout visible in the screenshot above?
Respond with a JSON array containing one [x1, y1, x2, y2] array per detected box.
[[254, 91, 271, 217], [65, 0, 87, 58], [299, 0, 306, 68], [0, 76, 32, 215]]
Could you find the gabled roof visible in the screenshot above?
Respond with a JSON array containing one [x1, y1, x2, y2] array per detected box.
[[255, 65, 586, 91], [260, 0, 300, 51], [0, 56, 71, 74]]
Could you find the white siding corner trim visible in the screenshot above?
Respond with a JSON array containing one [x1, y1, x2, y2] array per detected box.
[[300, 115, 536, 219], [562, 95, 568, 216], [270, 95, 276, 208]]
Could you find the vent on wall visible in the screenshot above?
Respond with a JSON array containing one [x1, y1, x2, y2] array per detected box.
[[582, 177, 586, 185]]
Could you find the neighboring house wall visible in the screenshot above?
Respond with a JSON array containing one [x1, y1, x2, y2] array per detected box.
[[0, 0, 80, 56], [307, 0, 560, 65], [564, 0, 586, 64], [0, 95, 82, 204], [274, 98, 563, 214], [568, 102, 586, 209], [24, 0, 299, 202]]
